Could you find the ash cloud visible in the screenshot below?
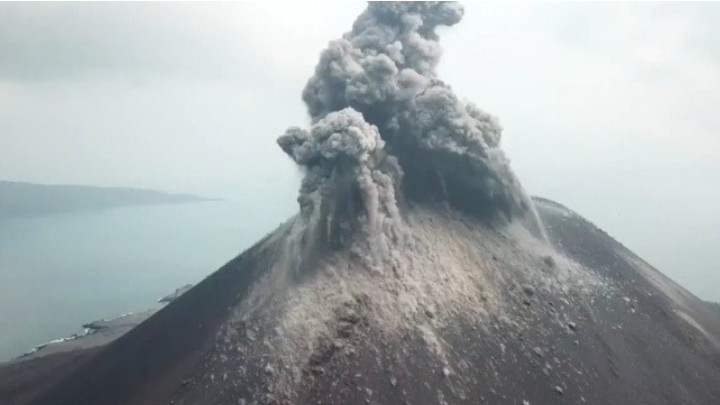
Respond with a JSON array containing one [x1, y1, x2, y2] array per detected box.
[[278, 108, 402, 250], [279, 1, 544, 247]]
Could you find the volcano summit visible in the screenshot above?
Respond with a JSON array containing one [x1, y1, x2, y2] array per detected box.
[[10, 2, 720, 405]]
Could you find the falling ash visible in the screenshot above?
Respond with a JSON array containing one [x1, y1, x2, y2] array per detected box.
[[279, 1, 547, 256], [209, 5, 604, 399]]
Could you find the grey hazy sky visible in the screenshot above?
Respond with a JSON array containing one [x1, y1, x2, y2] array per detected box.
[[0, 2, 718, 301]]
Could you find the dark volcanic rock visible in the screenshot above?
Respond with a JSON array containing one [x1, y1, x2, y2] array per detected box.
[[7, 3, 719, 404], [17, 198, 720, 405]]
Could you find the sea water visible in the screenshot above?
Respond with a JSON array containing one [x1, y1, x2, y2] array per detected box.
[[0, 199, 293, 362]]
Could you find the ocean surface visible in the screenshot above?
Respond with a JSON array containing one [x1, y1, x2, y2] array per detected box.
[[0, 200, 294, 362]]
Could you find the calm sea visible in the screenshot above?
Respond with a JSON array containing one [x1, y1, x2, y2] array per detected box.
[[0, 200, 294, 362]]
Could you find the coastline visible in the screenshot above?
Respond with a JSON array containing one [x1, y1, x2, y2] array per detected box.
[[5, 284, 192, 364]]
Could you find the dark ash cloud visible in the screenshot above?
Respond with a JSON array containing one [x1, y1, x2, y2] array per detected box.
[[280, 2, 545, 248]]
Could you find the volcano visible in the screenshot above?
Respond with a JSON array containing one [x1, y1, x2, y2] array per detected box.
[[9, 2, 720, 404]]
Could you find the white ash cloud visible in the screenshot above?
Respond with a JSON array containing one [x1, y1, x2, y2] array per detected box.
[[280, 1, 544, 243]]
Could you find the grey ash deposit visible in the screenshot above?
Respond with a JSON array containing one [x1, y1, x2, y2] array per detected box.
[[23, 3, 720, 405]]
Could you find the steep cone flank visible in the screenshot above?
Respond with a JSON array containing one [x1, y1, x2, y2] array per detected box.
[[26, 198, 720, 405], [16, 2, 720, 405]]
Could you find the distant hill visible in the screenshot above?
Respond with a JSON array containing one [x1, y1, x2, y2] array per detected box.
[[0, 181, 210, 218]]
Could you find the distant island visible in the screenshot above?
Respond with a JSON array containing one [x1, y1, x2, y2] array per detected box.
[[0, 180, 213, 218]]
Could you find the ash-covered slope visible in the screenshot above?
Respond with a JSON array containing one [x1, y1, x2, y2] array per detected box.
[[28, 199, 720, 405], [26, 2, 720, 404]]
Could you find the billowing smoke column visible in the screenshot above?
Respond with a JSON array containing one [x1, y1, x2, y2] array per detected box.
[[279, 1, 543, 248], [278, 108, 403, 250]]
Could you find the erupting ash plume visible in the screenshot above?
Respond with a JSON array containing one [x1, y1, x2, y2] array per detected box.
[[278, 108, 403, 251], [23, 4, 720, 405], [280, 1, 544, 247]]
